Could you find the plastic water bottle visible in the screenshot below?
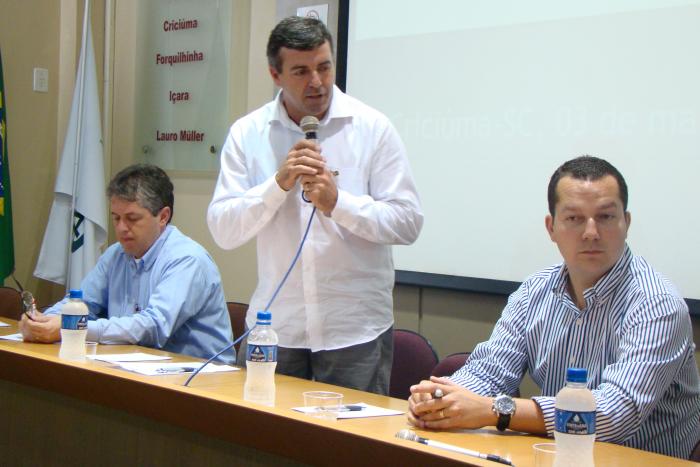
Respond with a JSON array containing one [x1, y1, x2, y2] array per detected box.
[[244, 311, 278, 407], [554, 367, 596, 467], [58, 289, 89, 362]]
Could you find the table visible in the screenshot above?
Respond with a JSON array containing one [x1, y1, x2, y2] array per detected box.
[[0, 320, 696, 466]]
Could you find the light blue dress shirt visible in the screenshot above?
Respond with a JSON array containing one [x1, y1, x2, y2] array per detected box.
[[451, 246, 700, 459], [46, 225, 234, 363]]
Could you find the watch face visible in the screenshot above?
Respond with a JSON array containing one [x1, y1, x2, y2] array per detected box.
[[495, 395, 515, 414]]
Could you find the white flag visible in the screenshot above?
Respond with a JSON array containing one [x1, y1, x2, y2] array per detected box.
[[34, 6, 107, 289]]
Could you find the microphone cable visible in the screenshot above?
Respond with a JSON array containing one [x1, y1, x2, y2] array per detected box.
[[184, 205, 317, 386]]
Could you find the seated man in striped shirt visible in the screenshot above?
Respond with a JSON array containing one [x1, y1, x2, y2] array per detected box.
[[408, 155, 700, 459]]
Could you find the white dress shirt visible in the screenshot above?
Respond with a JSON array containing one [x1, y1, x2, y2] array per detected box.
[[208, 86, 423, 351]]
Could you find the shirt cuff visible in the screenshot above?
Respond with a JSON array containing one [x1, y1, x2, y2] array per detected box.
[[87, 320, 102, 343], [329, 189, 366, 227], [253, 174, 288, 209], [532, 395, 556, 436]]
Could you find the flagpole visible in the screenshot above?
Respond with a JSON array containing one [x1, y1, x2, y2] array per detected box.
[[66, 0, 91, 292]]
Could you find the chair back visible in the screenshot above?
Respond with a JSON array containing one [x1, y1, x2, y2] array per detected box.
[[389, 329, 439, 399], [691, 435, 700, 461], [226, 302, 249, 353], [431, 352, 471, 378], [0, 286, 22, 320]]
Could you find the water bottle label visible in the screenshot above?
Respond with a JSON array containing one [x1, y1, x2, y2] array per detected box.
[[555, 409, 596, 435], [247, 344, 277, 363], [62, 314, 88, 331]]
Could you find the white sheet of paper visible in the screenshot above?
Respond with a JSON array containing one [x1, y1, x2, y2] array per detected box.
[[0, 321, 10, 327], [118, 361, 239, 376], [293, 402, 404, 419], [87, 353, 172, 363], [0, 333, 23, 341]]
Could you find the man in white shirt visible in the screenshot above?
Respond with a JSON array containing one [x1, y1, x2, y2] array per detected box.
[[207, 16, 423, 394]]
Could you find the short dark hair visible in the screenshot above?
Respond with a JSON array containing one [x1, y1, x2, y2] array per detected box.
[[267, 16, 334, 72], [547, 155, 628, 216], [107, 164, 174, 223]]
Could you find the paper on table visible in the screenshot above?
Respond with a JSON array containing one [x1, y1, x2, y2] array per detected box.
[[0, 333, 23, 341], [0, 320, 10, 327], [88, 353, 172, 363], [293, 402, 404, 419], [118, 361, 239, 376]]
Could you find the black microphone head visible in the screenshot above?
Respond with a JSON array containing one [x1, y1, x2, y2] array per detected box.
[[395, 429, 420, 442], [300, 115, 320, 136]]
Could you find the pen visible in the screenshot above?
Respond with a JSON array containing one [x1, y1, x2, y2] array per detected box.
[[396, 430, 514, 466], [156, 366, 198, 374]]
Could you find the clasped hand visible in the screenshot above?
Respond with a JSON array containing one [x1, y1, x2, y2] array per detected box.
[[275, 139, 338, 215], [407, 376, 496, 430]]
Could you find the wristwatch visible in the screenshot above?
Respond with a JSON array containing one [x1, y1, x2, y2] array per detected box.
[[492, 394, 516, 432]]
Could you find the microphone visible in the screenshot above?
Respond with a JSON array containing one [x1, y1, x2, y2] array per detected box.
[[300, 116, 320, 204], [395, 430, 513, 466], [300, 115, 319, 141]]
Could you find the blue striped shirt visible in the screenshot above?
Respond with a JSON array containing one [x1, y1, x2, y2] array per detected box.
[[451, 245, 700, 459]]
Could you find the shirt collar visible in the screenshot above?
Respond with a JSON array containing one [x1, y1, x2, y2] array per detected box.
[[552, 244, 633, 304], [127, 225, 174, 271], [270, 85, 352, 132]]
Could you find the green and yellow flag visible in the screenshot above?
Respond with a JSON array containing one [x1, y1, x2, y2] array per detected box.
[[0, 49, 15, 280]]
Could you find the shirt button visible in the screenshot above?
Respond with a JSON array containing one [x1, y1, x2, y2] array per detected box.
[[570, 356, 576, 365], [576, 318, 583, 326]]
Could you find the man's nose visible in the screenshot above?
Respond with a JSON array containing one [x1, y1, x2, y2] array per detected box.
[[309, 70, 322, 87], [582, 217, 600, 240], [114, 219, 127, 232]]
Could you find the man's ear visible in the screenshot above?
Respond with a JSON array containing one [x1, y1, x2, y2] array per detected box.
[[159, 206, 171, 226], [269, 66, 281, 87], [545, 214, 555, 240]]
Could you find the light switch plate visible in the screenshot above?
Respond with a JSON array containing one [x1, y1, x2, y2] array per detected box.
[[33, 68, 49, 93]]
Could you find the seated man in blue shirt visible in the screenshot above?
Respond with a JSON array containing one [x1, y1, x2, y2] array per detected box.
[[19, 164, 234, 363], [408, 156, 700, 459]]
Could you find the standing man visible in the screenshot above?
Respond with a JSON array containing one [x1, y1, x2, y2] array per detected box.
[[207, 17, 422, 394], [408, 156, 700, 459], [20, 164, 234, 363]]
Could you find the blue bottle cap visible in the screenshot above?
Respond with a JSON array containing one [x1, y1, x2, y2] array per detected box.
[[256, 311, 272, 323], [567, 367, 587, 383], [69, 289, 83, 299]]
